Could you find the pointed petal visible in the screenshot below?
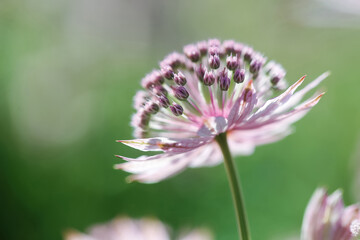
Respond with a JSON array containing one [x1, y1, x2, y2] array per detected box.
[[274, 72, 329, 115], [117, 137, 213, 153], [115, 153, 183, 174], [228, 125, 292, 151], [237, 92, 325, 131], [301, 188, 328, 240], [232, 82, 258, 125], [248, 75, 309, 122]]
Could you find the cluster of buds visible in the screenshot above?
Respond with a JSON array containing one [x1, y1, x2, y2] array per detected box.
[[131, 39, 288, 138]]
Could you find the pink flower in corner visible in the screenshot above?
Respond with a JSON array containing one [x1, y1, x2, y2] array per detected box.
[[65, 216, 212, 240], [116, 39, 328, 183], [301, 188, 360, 240]]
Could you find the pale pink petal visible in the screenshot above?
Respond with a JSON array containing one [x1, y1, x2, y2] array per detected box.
[[116, 151, 197, 183], [228, 126, 292, 153], [188, 143, 223, 167], [138, 218, 170, 240], [301, 188, 328, 240], [116, 143, 223, 183], [301, 188, 360, 240]]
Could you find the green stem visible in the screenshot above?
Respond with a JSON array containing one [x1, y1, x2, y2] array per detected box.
[[215, 132, 251, 240]]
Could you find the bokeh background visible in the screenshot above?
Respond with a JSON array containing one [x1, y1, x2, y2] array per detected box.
[[1, 0, 360, 239]]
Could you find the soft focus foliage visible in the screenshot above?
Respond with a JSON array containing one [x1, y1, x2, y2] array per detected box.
[[1, 0, 360, 240]]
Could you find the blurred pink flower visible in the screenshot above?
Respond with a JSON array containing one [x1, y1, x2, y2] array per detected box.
[[65, 216, 212, 240], [116, 39, 328, 183], [301, 188, 360, 240]]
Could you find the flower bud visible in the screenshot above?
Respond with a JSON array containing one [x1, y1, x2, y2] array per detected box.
[[161, 66, 174, 80], [174, 72, 187, 86], [250, 60, 261, 74], [209, 55, 220, 69], [218, 69, 230, 91], [226, 55, 239, 70], [173, 86, 189, 100], [195, 64, 206, 82], [243, 47, 253, 62], [270, 76, 281, 85], [170, 104, 183, 116], [153, 85, 168, 96], [145, 102, 160, 114], [234, 68, 245, 83], [203, 71, 215, 86], [183, 44, 200, 62], [157, 95, 170, 108]]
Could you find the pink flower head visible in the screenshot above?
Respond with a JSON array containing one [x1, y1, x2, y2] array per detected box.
[[65, 216, 213, 240], [116, 39, 328, 183], [301, 188, 360, 240]]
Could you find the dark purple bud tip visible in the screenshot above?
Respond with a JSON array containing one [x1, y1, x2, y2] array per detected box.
[[145, 102, 160, 114], [153, 85, 168, 96], [203, 71, 215, 86], [158, 95, 170, 108], [139, 111, 151, 127], [174, 72, 187, 86], [195, 64, 206, 82], [271, 76, 281, 85], [234, 68, 245, 83], [244, 47, 253, 62], [250, 60, 261, 74], [173, 86, 189, 100], [184, 44, 200, 62], [209, 55, 220, 69], [161, 66, 174, 80], [170, 104, 183, 116], [226, 55, 239, 70], [218, 70, 231, 91]]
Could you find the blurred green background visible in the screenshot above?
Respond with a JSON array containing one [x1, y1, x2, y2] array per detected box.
[[1, 0, 360, 239]]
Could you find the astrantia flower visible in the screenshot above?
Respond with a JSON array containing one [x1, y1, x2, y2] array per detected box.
[[65, 216, 212, 240], [116, 39, 328, 183], [301, 188, 360, 240]]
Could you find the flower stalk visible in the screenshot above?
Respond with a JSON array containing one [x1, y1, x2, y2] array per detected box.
[[215, 132, 251, 240]]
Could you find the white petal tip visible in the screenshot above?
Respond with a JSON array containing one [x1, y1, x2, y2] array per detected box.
[[114, 164, 123, 169]]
